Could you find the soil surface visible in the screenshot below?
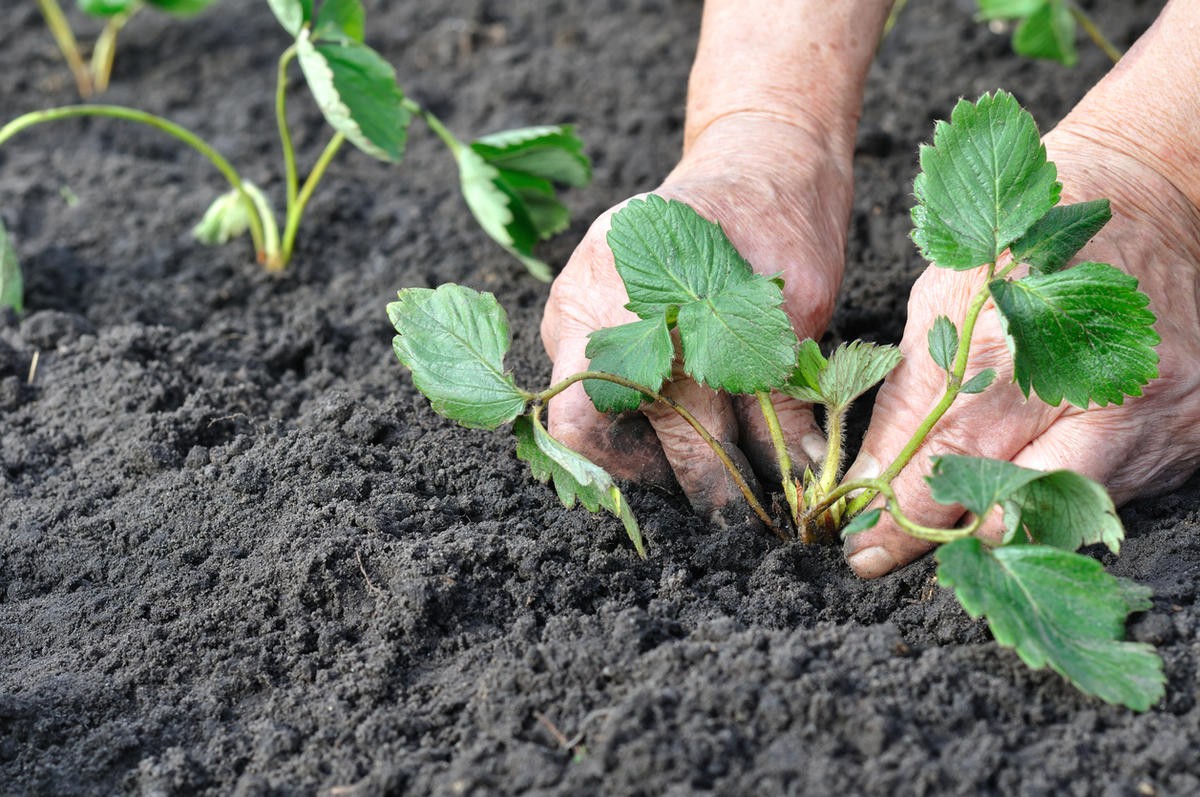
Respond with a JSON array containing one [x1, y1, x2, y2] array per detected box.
[[2, 0, 1197, 794]]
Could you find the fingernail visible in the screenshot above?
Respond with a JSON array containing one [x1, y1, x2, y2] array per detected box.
[[801, 432, 827, 464], [842, 451, 881, 485], [847, 545, 900, 578]]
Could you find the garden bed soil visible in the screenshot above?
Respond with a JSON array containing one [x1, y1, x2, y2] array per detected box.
[[2, 0, 1197, 794]]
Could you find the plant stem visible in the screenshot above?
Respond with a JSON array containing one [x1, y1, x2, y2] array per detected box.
[[278, 132, 346, 269], [881, 0, 909, 43], [845, 275, 994, 517], [818, 408, 844, 495], [90, 9, 137, 94], [756, 391, 800, 523], [275, 45, 299, 213], [534, 371, 782, 537], [0, 104, 274, 263], [834, 478, 984, 543], [1068, 2, 1122, 64], [404, 98, 463, 156], [34, 0, 93, 98]]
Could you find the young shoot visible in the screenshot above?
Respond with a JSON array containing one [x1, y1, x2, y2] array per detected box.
[[975, 0, 1123, 65], [388, 91, 1164, 711], [0, 0, 590, 311]]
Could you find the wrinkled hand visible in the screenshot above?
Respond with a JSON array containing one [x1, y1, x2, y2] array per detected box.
[[541, 116, 852, 525], [845, 126, 1200, 577]]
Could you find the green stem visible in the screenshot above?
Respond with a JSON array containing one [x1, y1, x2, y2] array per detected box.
[[34, 0, 92, 98], [845, 274, 994, 516], [0, 104, 275, 263], [90, 8, 137, 94], [534, 372, 782, 537], [275, 45, 299, 214], [1068, 2, 1122, 64], [818, 408, 844, 494], [404, 98, 464, 156], [881, 0, 909, 43], [756, 391, 800, 523], [278, 132, 346, 269], [814, 478, 983, 544]]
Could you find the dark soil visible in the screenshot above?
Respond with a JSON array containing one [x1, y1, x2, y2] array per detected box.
[[2, 0, 1197, 794]]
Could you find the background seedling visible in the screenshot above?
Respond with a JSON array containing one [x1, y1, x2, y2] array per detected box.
[[975, 0, 1123, 65], [0, 0, 590, 311], [35, 0, 218, 98], [389, 91, 1164, 710]]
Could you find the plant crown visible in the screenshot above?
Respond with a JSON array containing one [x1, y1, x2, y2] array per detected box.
[[388, 90, 1164, 710], [0, 0, 590, 311]]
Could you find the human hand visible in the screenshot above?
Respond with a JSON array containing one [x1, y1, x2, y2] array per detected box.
[[540, 115, 852, 524], [844, 124, 1200, 577]]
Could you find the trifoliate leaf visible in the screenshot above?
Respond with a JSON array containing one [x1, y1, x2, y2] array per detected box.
[[312, 0, 364, 41], [584, 318, 673, 413], [266, 0, 312, 35], [78, 0, 137, 16], [296, 30, 411, 162], [1010, 199, 1111, 275], [976, 0, 1045, 18], [928, 315, 958, 371], [912, 91, 1060, 270], [0, 219, 23, 314], [926, 455, 1044, 517], [960, 368, 996, 394], [1002, 469, 1124, 553], [937, 538, 1163, 711], [783, 339, 827, 404], [144, 0, 218, 14], [470, 125, 591, 188], [387, 285, 527, 430], [514, 415, 645, 558], [1013, 0, 1077, 66], [989, 262, 1159, 407], [842, 508, 882, 538], [192, 186, 255, 245], [458, 126, 592, 281], [779, 340, 901, 411], [606, 196, 798, 394]]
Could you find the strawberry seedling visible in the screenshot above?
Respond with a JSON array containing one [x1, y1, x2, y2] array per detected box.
[[388, 91, 1164, 710], [0, 0, 589, 311], [975, 0, 1123, 65]]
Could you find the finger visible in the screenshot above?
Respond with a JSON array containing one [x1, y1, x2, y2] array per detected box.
[[643, 370, 762, 528], [733, 392, 825, 486]]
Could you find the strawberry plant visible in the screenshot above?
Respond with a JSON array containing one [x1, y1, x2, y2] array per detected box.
[[0, 0, 589, 310], [35, 0, 218, 98], [388, 91, 1165, 710], [975, 0, 1123, 65]]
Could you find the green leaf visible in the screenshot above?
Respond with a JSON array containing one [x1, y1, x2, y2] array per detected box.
[[976, 0, 1045, 19], [960, 368, 996, 394], [313, 0, 364, 42], [296, 31, 411, 162], [266, 0, 312, 35], [458, 126, 591, 281], [606, 196, 798, 394], [143, 0, 218, 14], [583, 319, 673, 413], [989, 262, 1159, 407], [842, 508, 882, 538], [1010, 200, 1111, 275], [937, 538, 1163, 711], [780, 340, 901, 411], [0, 218, 23, 314], [514, 415, 645, 558], [928, 315, 958, 371], [1013, 0, 1077, 66], [912, 91, 1061, 270], [387, 285, 527, 430], [470, 125, 591, 188], [1002, 469, 1124, 553], [926, 455, 1044, 517], [77, 0, 137, 17]]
